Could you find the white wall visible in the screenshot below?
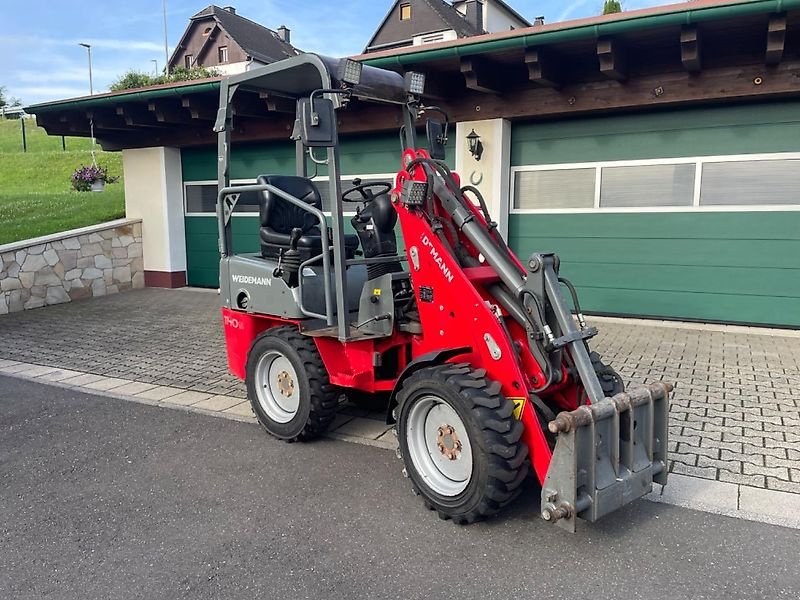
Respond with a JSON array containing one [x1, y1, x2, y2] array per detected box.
[[413, 29, 458, 46], [484, 0, 527, 32], [215, 61, 251, 75], [453, 0, 528, 33], [455, 118, 512, 239], [122, 147, 187, 277]]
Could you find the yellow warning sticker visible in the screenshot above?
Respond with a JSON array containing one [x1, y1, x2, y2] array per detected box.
[[373, 289, 382, 296], [509, 397, 526, 420]]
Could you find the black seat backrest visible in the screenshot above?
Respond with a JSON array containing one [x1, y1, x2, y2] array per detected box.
[[257, 175, 322, 235]]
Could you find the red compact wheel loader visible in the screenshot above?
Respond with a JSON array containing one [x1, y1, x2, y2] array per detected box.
[[215, 55, 671, 531]]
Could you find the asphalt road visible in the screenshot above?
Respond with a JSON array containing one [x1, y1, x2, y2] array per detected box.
[[1, 375, 798, 600]]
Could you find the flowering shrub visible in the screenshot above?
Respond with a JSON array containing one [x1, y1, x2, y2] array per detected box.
[[71, 164, 119, 192]]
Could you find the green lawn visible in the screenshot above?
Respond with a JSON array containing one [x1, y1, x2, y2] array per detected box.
[[0, 118, 125, 245]]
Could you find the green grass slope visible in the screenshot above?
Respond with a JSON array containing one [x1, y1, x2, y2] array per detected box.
[[0, 119, 125, 245]]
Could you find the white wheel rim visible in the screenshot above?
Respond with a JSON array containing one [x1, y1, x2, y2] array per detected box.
[[254, 350, 300, 424], [406, 394, 473, 497]]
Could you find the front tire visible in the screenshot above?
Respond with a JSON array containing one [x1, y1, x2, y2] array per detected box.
[[245, 326, 338, 442], [396, 364, 529, 524]]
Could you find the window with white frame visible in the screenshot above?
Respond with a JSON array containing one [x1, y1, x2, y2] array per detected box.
[[513, 168, 594, 210], [184, 175, 395, 216], [600, 164, 695, 208], [699, 159, 800, 206], [512, 154, 800, 212]]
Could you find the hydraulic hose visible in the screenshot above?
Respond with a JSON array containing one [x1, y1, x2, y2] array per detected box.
[[460, 185, 492, 225], [558, 276, 587, 329]]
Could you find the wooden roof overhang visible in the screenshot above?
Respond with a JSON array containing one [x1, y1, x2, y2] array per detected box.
[[26, 0, 800, 152]]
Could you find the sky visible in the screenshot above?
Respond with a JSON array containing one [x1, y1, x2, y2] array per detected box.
[[2, 0, 671, 106]]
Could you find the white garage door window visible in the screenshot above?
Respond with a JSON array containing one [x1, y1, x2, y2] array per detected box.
[[184, 174, 395, 216], [512, 154, 800, 213]]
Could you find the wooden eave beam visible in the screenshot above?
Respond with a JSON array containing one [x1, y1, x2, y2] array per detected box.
[[116, 104, 172, 128], [439, 60, 800, 123], [147, 100, 194, 124], [232, 93, 270, 119], [681, 26, 702, 73], [37, 113, 90, 136], [85, 109, 131, 131], [460, 56, 506, 94], [525, 47, 560, 88], [766, 13, 787, 65], [181, 96, 217, 120], [258, 91, 296, 113], [597, 37, 627, 81]]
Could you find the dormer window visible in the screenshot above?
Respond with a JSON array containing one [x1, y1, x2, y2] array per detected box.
[[218, 46, 229, 63], [400, 3, 411, 20]]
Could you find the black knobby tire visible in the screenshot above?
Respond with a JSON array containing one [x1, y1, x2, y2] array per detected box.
[[590, 351, 625, 397], [396, 363, 530, 524], [245, 326, 338, 442]]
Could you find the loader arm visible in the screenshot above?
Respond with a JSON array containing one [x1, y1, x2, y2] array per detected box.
[[393, 148, 672, 530]]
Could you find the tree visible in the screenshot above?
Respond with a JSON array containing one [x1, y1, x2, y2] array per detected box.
[[603, 0, 623, 14], [109, 66, 221, 92], [0, 86, 22, 109]]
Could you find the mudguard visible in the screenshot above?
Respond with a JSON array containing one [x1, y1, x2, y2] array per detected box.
[[385, 347, 471, 424]]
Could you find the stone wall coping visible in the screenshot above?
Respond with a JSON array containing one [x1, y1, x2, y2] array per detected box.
[[0, 218, 143, 254]]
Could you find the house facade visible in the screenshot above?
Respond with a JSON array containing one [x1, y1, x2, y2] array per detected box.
[[168, 5, 298, 75], [364, 0, 531, 53], [27, 0, 800, 328]]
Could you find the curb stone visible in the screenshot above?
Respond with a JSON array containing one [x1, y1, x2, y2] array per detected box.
[[1, 360, 798, 531]]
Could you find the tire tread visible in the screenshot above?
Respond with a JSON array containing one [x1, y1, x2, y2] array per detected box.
[[248, 326, 338, 442], [397, 363, 531, 524]]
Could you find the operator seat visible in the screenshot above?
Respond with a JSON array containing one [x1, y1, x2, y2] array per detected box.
[[257, 175, 359, 261]]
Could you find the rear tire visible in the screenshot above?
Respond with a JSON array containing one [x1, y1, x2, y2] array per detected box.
[[245, 326, 338, 442], [396, 363, 529, 524]]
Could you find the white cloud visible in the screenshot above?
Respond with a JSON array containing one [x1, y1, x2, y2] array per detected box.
[[1, 34, 163, 53], [16, 66, 125, 84], [558, 0, 593, 22], [71, 38, 164, 52], [14, 86, 91, 101]]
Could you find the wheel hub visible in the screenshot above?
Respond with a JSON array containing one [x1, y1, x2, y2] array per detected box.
[[276, 370, 295, 397], [436, 424, 462, 461]]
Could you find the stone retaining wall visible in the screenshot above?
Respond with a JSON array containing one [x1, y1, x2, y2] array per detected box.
[[0, 219, 144, 314]]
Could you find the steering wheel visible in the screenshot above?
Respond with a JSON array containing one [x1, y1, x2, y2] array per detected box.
[[341, 179, 392, 204]]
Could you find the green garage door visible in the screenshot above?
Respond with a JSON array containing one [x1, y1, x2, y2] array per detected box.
[[508, 101, 800, 327], [182, 134, 404, 288]]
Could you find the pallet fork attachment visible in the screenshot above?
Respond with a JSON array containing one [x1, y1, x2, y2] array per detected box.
[[541, 382, 672, 532]]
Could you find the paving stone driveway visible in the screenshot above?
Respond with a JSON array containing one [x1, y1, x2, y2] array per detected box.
[[1, 288, 798, 495], [0, 289, 245, 398]]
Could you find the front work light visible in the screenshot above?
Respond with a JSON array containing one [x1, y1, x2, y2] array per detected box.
[[404, 71, 426, 96], [338, 59, 363, 86]]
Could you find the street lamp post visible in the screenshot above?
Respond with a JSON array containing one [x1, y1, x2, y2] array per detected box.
[[152, 59, 159, 75], [78, 43, 93, 95], [163, 0, 170, 74]]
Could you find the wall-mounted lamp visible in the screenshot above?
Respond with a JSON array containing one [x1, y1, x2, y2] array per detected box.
[[466, 129, 483, 161]]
